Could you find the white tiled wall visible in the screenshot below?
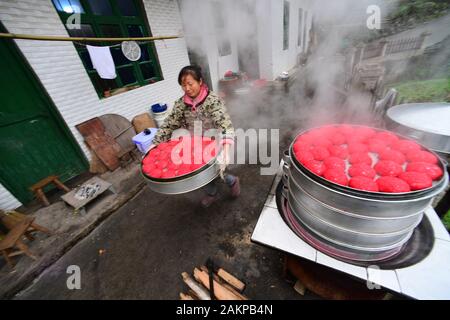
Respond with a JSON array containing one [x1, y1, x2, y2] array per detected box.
[[0, 0, 190, 209], [0, 185, 22, 211]]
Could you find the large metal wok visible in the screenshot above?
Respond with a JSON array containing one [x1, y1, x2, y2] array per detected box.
[[385, 103, 450, 155]]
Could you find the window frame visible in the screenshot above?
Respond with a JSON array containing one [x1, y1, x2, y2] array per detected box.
[[303, 11, 308, 53], [298, 8, 303, 47], [283, 0, 290, 51], [52, 0, 163, 98]]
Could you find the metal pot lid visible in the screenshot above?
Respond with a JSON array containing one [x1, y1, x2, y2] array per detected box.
[[387, 103, 450, 137]]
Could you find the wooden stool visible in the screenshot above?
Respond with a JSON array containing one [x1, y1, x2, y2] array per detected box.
[[0, 210, 53, 241], [29, 175, 70, 206], [0, 217, 37, 268]]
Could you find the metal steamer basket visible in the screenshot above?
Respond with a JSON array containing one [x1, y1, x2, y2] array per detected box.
[[282, 125, 449, 259], [141, 147, 222, 195]]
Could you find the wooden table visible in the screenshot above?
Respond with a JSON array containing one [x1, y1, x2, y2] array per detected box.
[[60, 176, 115, 214]]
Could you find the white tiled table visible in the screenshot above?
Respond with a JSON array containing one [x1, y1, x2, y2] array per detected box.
[[251, 163, 450, 300]]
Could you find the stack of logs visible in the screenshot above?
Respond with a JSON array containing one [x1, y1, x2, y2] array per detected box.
[[180, 266, 248, 300]]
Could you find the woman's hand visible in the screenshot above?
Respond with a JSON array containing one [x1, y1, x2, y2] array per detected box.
[[217, 143, 231, 180]]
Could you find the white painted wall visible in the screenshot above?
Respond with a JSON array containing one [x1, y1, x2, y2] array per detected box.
[[256, 0, 274, 80], [202, 0, 239, 92], [0, 186, 22, 211], [268, 0, 313, 80], [253, 0, 315, 80], [178, 0, 239, 92], [0, 0, 190, 209], [180, 0, 313, 87]]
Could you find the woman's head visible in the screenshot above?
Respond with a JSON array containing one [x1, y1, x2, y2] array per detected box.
[[178, 65, 203, 98]]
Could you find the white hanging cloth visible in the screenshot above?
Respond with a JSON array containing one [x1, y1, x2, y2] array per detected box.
[[86, 45, 117, 79]]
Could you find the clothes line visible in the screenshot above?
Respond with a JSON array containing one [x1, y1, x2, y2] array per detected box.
[[73, 40, 156, 48], [0, 32, 180, 80], [0, 32, 180, 42]]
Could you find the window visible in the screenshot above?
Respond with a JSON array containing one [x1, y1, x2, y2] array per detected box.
[[303, 11, 308, 53], [212, 2, 231, 56], [298, 8, 303, 47], [283, 1, 290, 50], [52, 0, 163, 98], [52, 0, 84, 13]]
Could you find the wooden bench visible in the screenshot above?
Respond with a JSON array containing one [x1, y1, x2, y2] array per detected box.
[[0, 217, 37, 268], [29, 175, 70, 206], [0, 211, 52, 241]]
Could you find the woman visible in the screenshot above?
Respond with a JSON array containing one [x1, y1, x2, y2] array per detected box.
[[152, 65, 240, 207]]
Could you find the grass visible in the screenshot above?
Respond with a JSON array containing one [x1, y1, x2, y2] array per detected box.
[[389, 78, 450, 103], [388, 0, 450, 25], [443, 210, 450, 231]]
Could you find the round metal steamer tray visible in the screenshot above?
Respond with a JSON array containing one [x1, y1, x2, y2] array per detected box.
[[276, 180, 435, 267], [282, 125, 449, 260], [141, 148, 222, 195], [385, 103, 450, 156]]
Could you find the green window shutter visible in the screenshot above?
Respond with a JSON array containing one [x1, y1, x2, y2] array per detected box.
[[52, 0, 164, 98]]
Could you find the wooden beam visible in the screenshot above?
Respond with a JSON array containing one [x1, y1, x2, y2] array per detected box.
[[0, 32, 180, 42]]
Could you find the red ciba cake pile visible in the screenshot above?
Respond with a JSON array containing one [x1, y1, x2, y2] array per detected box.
[[293, 125, 443, 193], [141, 136, 218, 179]]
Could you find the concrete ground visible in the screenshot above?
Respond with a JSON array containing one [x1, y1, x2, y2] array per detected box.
[[9, 75, 438, 300], [10, 81, 319, 300], [7, 74, 441, 300], [14, 163, 317, 299], [0, 160, 146, 299]]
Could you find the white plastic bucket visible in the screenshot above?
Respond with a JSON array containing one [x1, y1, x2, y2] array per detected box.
[[152, 110, 168, 128]]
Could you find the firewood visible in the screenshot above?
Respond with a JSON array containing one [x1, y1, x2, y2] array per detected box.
[[217, 268, 245, 292], [293, 279, 306, 296], [188, 289, 200, 300], [221, 282, 248, 300], [193, 268, 241, 300], [199, 266, 247, 300], [179, 292, 194, 300], [181, 272, 211, 300]]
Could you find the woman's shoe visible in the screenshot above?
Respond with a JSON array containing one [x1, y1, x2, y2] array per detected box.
[[230, 177, 240, 198]]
